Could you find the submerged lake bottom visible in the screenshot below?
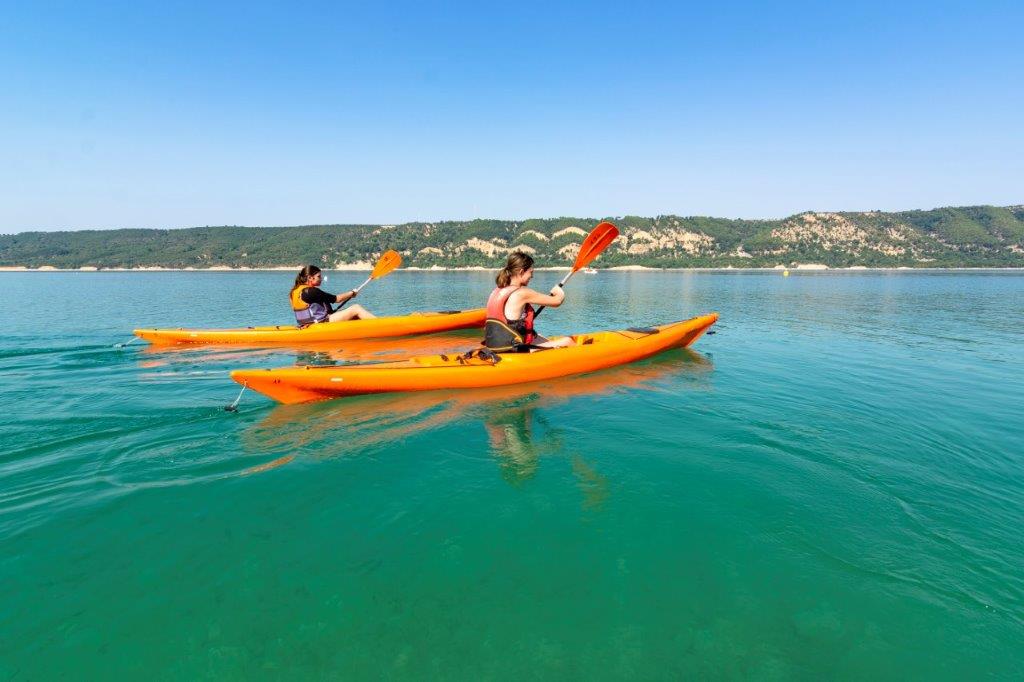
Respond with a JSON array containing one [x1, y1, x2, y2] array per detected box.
[[1, 270, 1022, 678]]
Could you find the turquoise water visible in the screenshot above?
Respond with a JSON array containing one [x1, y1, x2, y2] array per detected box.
[[1, 270, 1022, 679]]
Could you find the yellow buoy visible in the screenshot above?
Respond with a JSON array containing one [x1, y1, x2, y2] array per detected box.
[[783, 269, 790, 277]]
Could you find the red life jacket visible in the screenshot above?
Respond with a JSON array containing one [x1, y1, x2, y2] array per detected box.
[[484, 286, 536, 350]]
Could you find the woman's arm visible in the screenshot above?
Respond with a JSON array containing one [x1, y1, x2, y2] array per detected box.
[[334, 289, 358, 304], [515, 286, 565, 309]]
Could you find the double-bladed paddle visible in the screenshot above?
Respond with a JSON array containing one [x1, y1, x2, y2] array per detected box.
[[535, 221, 619, 316]]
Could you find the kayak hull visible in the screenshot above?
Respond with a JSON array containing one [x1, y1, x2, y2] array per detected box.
[[134, 308, 486, 346], [231, 313, 718, 404]]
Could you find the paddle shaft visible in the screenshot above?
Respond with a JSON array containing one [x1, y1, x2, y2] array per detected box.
[[352, 275, 373, 294]]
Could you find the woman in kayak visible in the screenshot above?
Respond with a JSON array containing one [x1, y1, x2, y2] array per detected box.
[[290, 265, 376, 326], [484, 251, 575, 351]]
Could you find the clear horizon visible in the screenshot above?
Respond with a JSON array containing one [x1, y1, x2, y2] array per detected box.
[[2, 1, 1022, 233]]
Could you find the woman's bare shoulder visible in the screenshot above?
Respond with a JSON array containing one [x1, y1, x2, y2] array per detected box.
[[508, 286, 537, 299]]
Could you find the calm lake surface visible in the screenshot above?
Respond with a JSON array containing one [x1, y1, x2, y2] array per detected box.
[[1, 270, 1022, 679]]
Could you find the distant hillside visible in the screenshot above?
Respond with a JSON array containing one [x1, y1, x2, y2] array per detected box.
[[2, 205, 1023, 269]]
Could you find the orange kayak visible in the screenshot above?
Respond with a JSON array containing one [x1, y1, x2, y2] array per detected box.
[[231, 313, 717, 404], [134, 308, 486, 346]]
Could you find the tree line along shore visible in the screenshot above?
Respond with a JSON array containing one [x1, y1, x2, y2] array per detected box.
[[2, 204, 1022, 270]]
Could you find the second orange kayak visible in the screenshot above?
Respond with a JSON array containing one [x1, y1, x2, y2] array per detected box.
[[231, 313, 718, 403], [134, 308, 486, 346]]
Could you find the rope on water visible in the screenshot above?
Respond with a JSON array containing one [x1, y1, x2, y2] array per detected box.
[[225, 382, 248, 412], [114, 336, 139, 349]]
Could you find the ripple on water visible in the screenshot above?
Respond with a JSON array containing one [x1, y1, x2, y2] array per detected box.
[[1, 270, 1023, 678]]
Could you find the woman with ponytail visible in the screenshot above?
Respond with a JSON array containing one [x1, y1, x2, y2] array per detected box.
[[483, 251, 574, 352], [289, 265, 376, 327]]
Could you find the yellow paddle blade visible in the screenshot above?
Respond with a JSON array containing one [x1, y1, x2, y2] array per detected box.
[[572, 221, 619, 271], [371, 250, 402, 279]]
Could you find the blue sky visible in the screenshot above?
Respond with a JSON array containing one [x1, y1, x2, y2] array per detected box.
[[1, 1, 1021, 232]]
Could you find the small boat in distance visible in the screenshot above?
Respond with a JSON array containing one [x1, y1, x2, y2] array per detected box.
[[582, 267, 598, 274]]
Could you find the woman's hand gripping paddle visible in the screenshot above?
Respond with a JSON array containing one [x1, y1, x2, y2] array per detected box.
[[535, 221, 619, 317], [352, 249, 402, 294]]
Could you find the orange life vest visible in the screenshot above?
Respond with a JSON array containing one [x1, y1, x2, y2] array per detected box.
[[290, 285, 331, 326]]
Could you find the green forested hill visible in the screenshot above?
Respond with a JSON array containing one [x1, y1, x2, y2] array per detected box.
[[2, 205, 1023, 269]]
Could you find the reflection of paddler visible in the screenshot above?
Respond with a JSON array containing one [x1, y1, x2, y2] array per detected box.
[[293, 350, 337, 367], [483, 404, 547, 483], [571, 455, 608, 510], [479, 399, 607, 507]]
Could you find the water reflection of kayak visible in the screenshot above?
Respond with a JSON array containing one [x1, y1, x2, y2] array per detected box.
[[136, 331, 483, 370], [232, 314, 718, 404], [239, 348, 714, 459]]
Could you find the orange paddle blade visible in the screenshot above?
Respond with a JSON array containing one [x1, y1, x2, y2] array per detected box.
[[371, 250, 402, 279], [573, 221, 619, 271]]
